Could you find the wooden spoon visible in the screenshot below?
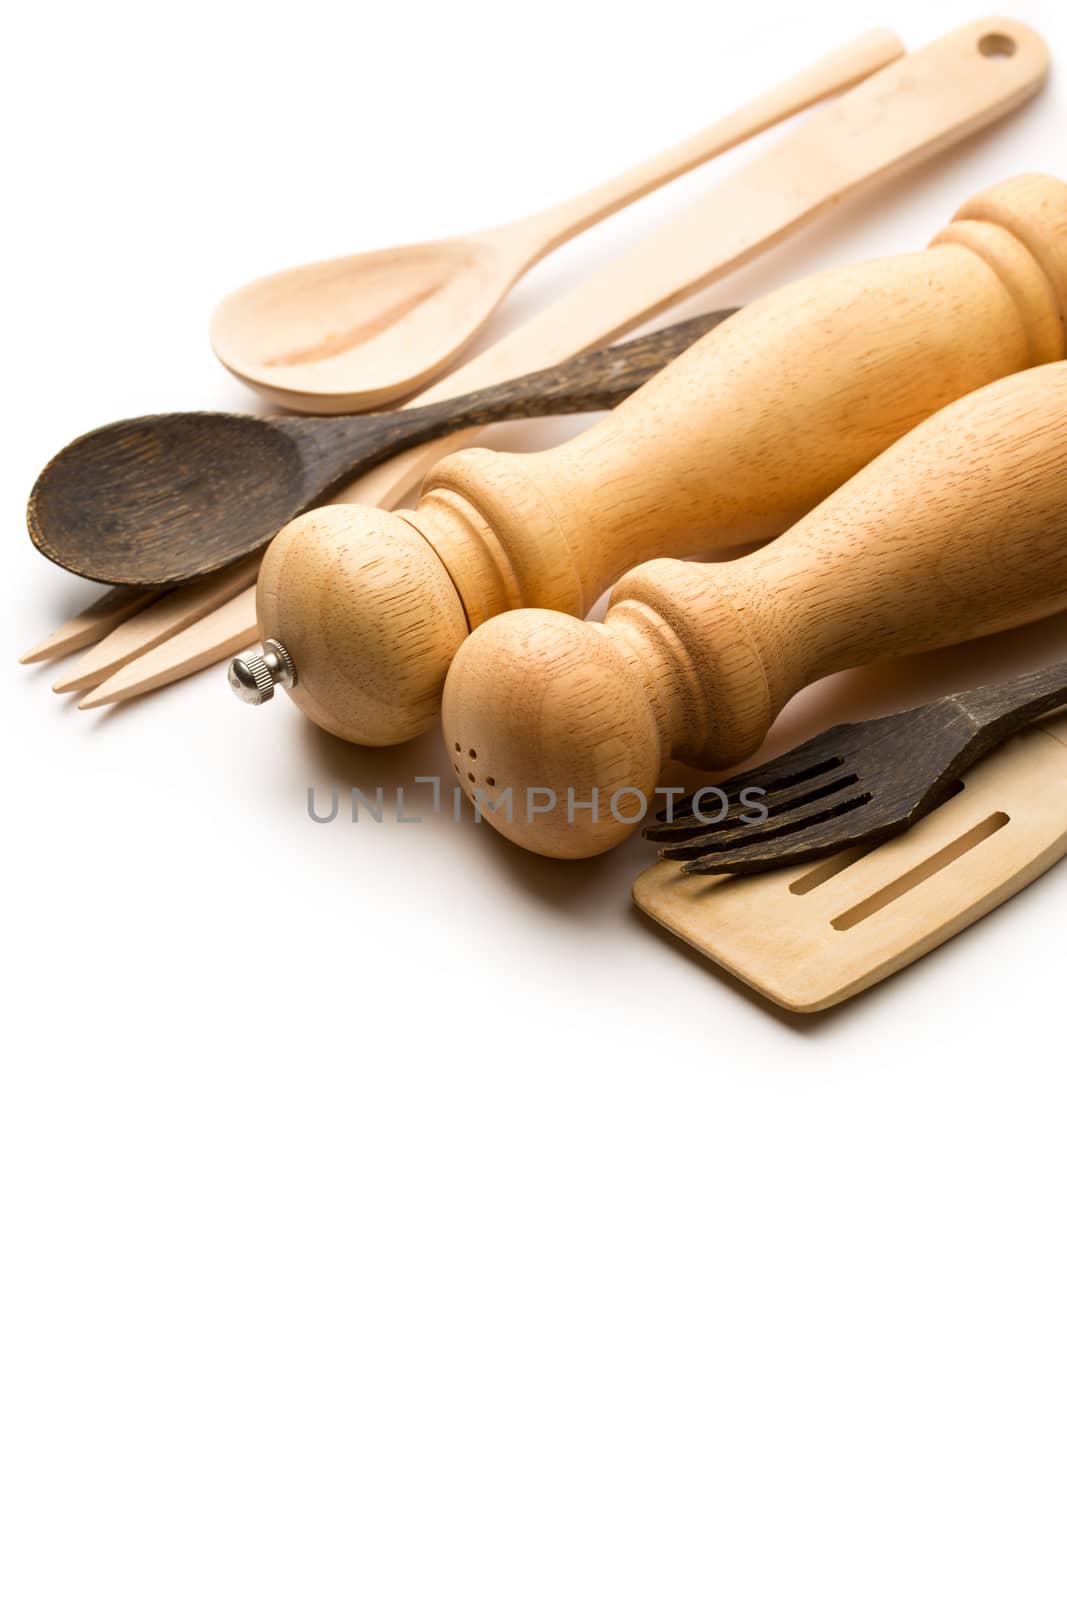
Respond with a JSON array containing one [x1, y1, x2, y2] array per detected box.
[[27, 311, 734, 587], [208, 32, 902, 414]]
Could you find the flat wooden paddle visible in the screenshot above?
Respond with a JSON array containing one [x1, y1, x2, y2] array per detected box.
[[209, 31, 902, 412]]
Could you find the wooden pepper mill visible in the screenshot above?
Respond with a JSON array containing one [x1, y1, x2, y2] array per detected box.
[[243, 173, 1067, 746], [441, 362, 1067, 857]]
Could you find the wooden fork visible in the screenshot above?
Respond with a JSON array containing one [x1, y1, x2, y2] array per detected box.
[[646, 660, 1067, 874]]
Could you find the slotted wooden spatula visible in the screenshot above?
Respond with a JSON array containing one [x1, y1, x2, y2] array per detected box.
[[633, 713, 1067, 1010]]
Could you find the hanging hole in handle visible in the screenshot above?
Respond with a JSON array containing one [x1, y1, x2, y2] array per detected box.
[[978, 32, 1017, 58]]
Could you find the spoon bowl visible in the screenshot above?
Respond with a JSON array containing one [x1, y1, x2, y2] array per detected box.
[[210, 233, 517, 415], [28, 414, 312, 588]]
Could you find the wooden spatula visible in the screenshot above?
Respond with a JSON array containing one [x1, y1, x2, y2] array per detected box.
[[633, 712, 1067, 1011]]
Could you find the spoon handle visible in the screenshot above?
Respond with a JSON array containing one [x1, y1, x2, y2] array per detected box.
[[283, 310, 738, 496], [514, 31, 904, 256], [378, 311, 737, 436]]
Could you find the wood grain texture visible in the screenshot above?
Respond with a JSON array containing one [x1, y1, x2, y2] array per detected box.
[[442, 362, 1067, 858], [260, 173, 1067, 747], [209, 30, 903, 413], [633, 713, 1067, 1011]]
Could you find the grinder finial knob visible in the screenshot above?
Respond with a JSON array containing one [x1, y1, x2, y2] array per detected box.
[[228, 639, 297, 705]]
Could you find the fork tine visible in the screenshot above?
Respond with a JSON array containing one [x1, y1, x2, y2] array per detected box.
[[664, 786, 872, 865], [51, 555, 261, 694], [647, 737, 850, 836], [20, 586, 164, 664], [649, 707, 922, 834], [650, 733, 856, 830], [77, 588, 259, 708], [678, 793, 880, 874], [650, 766, 860, 844]]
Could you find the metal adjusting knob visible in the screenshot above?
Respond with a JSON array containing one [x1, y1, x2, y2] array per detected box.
[[228, 639, 297, 705]]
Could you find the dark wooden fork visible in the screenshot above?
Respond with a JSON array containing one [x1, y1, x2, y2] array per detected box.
[[645, 660, 1067, 875]]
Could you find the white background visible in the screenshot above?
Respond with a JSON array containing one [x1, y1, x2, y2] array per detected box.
[[4, 1, 1066, 1594]]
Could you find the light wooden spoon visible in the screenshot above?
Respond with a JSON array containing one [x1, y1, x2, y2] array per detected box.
[[208, 31, 902, 414]]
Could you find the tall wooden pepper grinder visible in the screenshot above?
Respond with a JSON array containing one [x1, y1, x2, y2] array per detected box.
[[233, 174, 1067, 746]]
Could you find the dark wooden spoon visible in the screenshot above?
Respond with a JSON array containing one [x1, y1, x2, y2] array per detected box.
[[28, 310, 736, 588]]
